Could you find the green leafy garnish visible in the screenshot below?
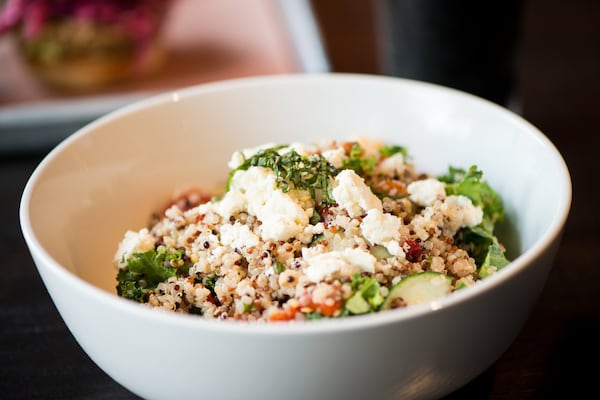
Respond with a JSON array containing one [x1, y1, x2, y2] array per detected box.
[[227, 147, 339, 204], [478, 241, 511, 278], [116, 247, 188, 302], [379, 144, 409, 159], [345, 274, 384, 315], [439, 166, 510, 275], [459, 225, 509, 278], [439, 165, 504, 232], [342, 143, 376, 176], [202, 275, 218, 299]]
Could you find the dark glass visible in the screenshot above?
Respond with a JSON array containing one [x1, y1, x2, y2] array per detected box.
[[377, 0, 522, 107]]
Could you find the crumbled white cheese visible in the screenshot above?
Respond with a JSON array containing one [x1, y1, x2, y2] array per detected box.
[[360, 209, 406, 257], [441, 195, 483, 231], [407, 178, 446, 207], [228, 167, 277, 216], [220, 166, 310, 242], [196, 202, 215, 215], [321, 148, 347, 169], [258, 190, 309, 241], [113, 228, 156, 268], [375, 152, 405, 177], [216, 189, 245, 219], [332, 169, 382, 217], [409, 194, 483, 241], [301, 247, 376, 283], [220, 223, 260, 249], [361, 209, 401, 243]]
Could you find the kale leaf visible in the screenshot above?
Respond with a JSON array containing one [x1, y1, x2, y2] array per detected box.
[[439, 166, 511, 273], [116, 247, 188, 302], [439, 165, 504, 233], [342, 143, 376, 176], [379, 144, 409, 159]]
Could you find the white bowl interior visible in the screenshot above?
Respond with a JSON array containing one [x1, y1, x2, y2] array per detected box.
[[23, 73, 570, 302]]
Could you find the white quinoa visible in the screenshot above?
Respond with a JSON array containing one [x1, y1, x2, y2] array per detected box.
[[114, 138, 504, 322]]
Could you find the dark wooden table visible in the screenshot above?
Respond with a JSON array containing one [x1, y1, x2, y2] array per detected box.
[[2, 0, 599, 399]]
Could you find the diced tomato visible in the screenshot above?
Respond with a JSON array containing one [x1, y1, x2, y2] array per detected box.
[[269, 307, 298, 322], [403, 239, 423, 262], [315, 299, 343, 317], [341, 141, 356, 155], [297, 292, 342, 317]]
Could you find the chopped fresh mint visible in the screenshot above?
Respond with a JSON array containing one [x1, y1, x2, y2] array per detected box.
[[227, 146, 338, 204]]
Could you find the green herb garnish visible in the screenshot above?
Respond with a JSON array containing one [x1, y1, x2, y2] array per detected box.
[[379, 144, 409, 159], [116, 247, 188, 302], [439, 165, 504, 232], [342, 143, 376, 176], [227, 147, 339, 204], [440, 166, 510, 274], [202, 275, 218, 298]]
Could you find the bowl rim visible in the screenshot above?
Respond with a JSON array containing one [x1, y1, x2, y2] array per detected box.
[[19, 72, 573, 335]]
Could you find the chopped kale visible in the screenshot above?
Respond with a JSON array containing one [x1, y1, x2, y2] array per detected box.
[[342, 143, 376, 176], [439, 165, 504, 232], [478, 241, 511, 278], [379, 144, 409, 159], [440, 166, 511, 273], [116, 247, 188, 302]]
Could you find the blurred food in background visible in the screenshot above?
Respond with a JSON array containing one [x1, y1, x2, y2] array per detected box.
[[0, 0, 174, 90]]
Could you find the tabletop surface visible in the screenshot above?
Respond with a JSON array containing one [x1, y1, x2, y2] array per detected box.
[[2, 0, 600, 399]]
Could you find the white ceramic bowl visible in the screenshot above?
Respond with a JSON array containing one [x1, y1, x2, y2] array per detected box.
[[20, 74, 571, 400]]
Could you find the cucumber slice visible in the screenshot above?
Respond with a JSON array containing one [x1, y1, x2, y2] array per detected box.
[[382, 272, 453, 309], [371, 245, 392, 259], [345, 294, 371, 314]]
